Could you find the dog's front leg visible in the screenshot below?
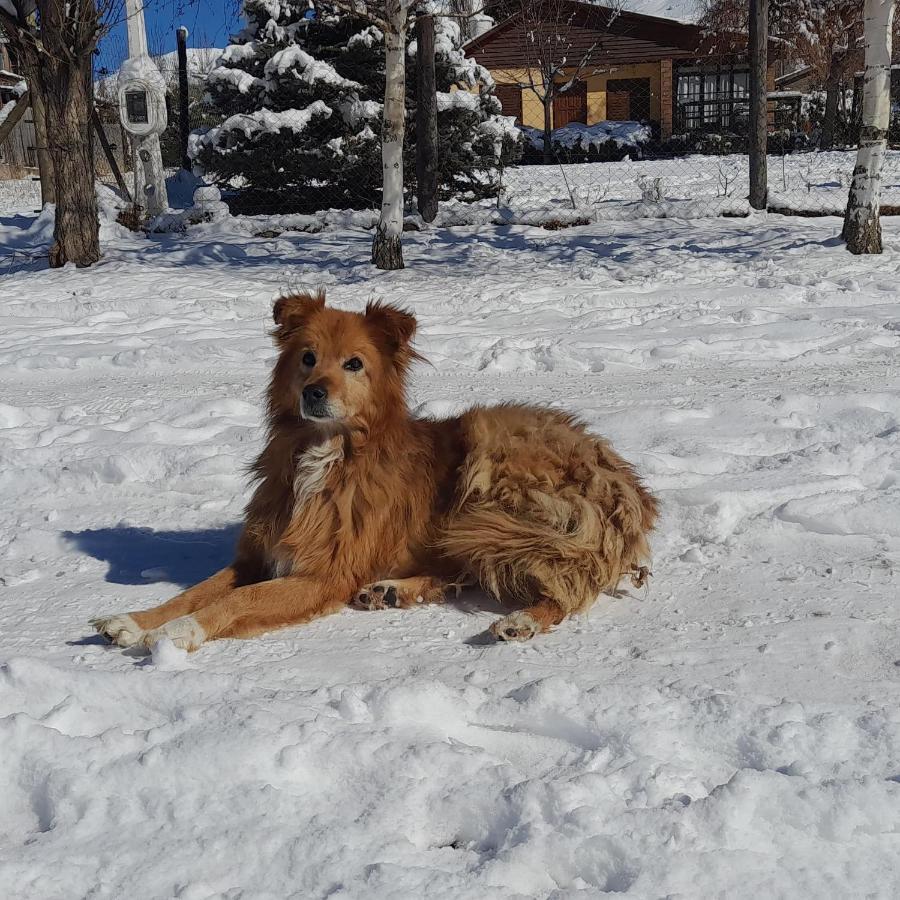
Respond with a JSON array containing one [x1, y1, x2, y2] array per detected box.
[[92, 566, 242, 648], [136, 576, 351, 651], [353, 575, 460, 610]]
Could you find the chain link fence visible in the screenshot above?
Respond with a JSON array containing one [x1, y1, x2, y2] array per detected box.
[[86, 45, 900, 232]]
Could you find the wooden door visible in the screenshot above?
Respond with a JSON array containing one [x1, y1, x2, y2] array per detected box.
[[606, 90, 630, 121], [494, 84, 523, 123], [607, 78, 652, 121], [552, 81, 587, 128]]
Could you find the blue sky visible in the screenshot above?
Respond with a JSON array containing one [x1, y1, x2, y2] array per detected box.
[[96, 0, 241, 75]]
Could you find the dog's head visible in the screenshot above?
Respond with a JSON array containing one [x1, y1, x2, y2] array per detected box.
[[268, 291, 419, 432]]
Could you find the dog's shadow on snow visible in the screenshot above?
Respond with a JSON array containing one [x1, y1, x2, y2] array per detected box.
[[63, 524, 243, 590]]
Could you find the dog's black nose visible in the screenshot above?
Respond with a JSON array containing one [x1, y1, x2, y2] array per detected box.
[[303, 383, 328, 403]]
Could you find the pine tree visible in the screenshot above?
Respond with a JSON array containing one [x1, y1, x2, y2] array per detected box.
[[192, 1, 386, 213], [191, 2, 520, 213]]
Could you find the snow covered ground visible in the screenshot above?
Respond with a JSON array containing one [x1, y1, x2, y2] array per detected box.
[[496, 150, 900, 221], [1, 207, 899, 898]]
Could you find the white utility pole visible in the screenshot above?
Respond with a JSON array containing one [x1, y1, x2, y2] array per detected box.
[[118, 0, 169, 216]]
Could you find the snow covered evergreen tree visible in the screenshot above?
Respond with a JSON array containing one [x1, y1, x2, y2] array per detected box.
[[190, 1, 520, 213], [191, 1, 385, 212]]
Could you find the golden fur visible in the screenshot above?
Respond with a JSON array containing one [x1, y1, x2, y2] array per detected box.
[[93, 291, 658, 650]]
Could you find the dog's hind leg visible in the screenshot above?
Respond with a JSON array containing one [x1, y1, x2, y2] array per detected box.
[[439, 504, 613, 643], [490, 598, 566, 642]]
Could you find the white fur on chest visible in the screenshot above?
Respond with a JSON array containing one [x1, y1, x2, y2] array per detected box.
[[292, 437, 343, 513], [269, 437, 343, 579]]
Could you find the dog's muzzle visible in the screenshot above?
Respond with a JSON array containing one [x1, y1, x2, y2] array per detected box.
[[301, 383, 332, 420]]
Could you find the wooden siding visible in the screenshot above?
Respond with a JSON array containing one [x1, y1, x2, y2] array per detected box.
[[492, 61, 665, 130], [466, 3, 708, 70]]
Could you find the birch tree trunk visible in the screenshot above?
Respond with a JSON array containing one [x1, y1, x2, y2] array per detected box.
[[371, 0, 408, 270], [842, 0, 895, 254]]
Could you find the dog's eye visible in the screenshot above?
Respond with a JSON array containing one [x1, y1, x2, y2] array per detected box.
[[343, 357, 363, 372], [302, 351, 316, 367]]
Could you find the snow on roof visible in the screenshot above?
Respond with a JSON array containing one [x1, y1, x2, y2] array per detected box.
[[622, 0, 701, 24]]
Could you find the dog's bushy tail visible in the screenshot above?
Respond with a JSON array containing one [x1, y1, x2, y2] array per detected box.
[[439, 405, 657, 615]]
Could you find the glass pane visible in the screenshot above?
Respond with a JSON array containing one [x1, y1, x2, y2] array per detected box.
[[125, 91, 149, 124]]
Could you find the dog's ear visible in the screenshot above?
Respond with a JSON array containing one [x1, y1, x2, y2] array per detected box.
[[272, 291, 325, 340], [364, 301, 418, 359]]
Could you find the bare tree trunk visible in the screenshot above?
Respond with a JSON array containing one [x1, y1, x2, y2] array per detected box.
[[415, 13, 439, 223], [543, 97, 553, 164], [748, 0, 768, 210], [43, 52, 99, 267], [31, 87, 55, 206], [821, 62, 841, 150], [843, 0, 895, 254], [371, 0, 408, 270]]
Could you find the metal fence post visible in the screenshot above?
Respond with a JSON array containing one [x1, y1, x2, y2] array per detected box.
[[177, 26, 191, 171]]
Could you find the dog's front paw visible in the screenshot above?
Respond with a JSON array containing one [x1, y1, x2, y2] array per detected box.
[[490, 611, 539, 642], [139, 615, 206, 652], [91, 613, 146, 648], [354, 583, 400, 610]]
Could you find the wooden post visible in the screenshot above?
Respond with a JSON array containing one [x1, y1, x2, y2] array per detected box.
[[176, 26, 191, 171], [748, 0, 768, 210], [415, 13, 439, 223], [0, 89, 30, 146], [660, 60, 673, 139], [91, 106, 132, 202]]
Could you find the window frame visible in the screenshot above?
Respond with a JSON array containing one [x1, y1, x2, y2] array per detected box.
[[674, 64, 752, 134]]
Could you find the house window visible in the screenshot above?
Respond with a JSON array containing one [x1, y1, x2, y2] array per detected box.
[[676, 67, 750, 133]]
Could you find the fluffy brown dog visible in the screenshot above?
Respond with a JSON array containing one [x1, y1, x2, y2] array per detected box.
[[93, 291, 657, 651]]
